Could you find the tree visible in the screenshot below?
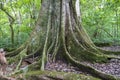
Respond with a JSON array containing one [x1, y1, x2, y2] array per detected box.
[[0, 2, 15, 45], [7, 0, 120, 80]]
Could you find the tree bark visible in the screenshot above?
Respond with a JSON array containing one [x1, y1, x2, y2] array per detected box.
[[7, 0, 120, 80]]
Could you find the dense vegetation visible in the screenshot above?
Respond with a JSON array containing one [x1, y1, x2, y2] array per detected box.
[[0, 0, 120, 49], [0, 0, 120, 80], [81, 0, 120, 45], [0, 0, 41, 49]]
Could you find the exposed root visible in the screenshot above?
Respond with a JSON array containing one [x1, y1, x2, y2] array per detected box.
[[67, 56, 119, 80], [61, 1, 119, 80], [6, 1, 120, 80], [6, 44, 25, 57], [98, 47, 120, 55]]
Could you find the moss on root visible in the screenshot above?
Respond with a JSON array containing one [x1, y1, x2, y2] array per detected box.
[[69, 44, 108, 63], [15, 71, 101, 80]]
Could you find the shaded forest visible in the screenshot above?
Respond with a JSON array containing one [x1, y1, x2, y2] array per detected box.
[[0, 0, 120, 80]]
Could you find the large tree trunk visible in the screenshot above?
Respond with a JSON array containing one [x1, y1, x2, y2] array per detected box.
[[7, 0, 120, 80]]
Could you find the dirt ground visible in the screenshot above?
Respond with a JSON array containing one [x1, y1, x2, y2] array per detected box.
[[0, 46, 120, 79]]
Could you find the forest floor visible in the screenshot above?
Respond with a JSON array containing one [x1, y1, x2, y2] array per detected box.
[[45, 56, 120, 78], [0, 46, 120, 79], [99, 46, 120, 52], [45, 46, 120, 78]]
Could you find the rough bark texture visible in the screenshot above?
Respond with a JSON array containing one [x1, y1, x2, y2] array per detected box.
[[7, 0, 120, 80]]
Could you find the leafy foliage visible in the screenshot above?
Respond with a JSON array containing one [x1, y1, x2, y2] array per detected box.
[[81, 0, 120, 45], [0, 0, 41, 49], [0, 0, 120, 49]]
